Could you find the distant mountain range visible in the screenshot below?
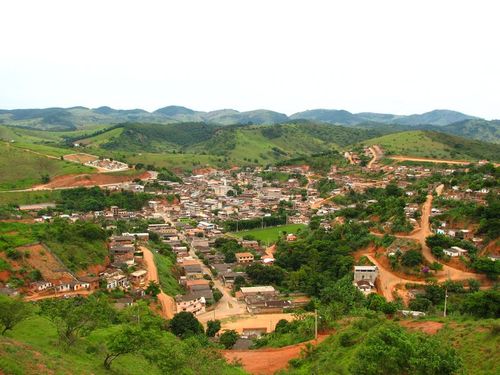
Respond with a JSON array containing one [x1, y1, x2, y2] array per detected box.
[[0, 106, 498, 143], [0, 105, 484, 128]]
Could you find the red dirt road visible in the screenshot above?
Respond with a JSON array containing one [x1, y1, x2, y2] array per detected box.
[[223, 334, 329, 375], [141, 246, 176, 319]]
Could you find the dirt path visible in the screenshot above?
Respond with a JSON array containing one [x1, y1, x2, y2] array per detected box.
[[24, 290, 92, 301], [367, 146, 378, 169], [389, 156, 474, 165], [223, 334, 329, 375], [141, 246, 176, 319], [360, 184, 486, 301]]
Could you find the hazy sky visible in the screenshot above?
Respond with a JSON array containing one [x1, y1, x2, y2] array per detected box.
[[1, 0, 499, 118]]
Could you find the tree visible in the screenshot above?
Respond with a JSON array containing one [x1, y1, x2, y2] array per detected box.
[[467, 278, 480, 292], [145, 281, 161, 297], [169, 312, 204, 338], [401, 250, 423, 267], [350, 323, 461, 375], [206, 319, 221, 337], [219, 329, 239, 349], [0, 296, 32, 335], [212, 288, 223, 303], [39, 295, 113, 344], [275, 319, 291, 334], [459, 289, 500, 318], [431, 246, 444, 259], [104, 325, 153, 369], [409, 297, 432, 312], [41, 174, 51, 184], [246, 263, 285, 285]]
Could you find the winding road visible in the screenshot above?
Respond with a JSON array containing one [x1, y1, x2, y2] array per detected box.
[[361, 184, 486, 301]]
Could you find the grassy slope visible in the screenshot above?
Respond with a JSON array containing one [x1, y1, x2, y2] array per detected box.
[[434, 319, 499, 375], [0, 143, 94, 190], [0, 316, 162, 375], [0, 222, 107, 272], [362, 130, 500, 161], [0, 190, 61, 206], [231, 224, 307, 244], [153, 252, 182, 296], [1, 315, 247, 375], [285, 318, 499, 375]]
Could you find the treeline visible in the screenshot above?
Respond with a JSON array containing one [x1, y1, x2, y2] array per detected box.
[[222, 214, 287, 232], [275, 222, 371, 297], [57, 187, 152, 212]]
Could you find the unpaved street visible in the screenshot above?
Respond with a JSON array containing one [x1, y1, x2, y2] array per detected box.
[[141, 246, 176, 319]]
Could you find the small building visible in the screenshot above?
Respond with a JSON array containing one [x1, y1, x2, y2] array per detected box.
[[175, 293, 206, 315], [130, 269, 148, 286], [355, 279, 375, 294], [443, 246, 468, 257], [235, 252, 254, 264], [240, 286, 277, 299], [30, 281, 53, 292], [353, 266, 379, 283]]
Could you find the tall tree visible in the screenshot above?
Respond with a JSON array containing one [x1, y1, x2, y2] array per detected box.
[[0, 296, 32, 335]]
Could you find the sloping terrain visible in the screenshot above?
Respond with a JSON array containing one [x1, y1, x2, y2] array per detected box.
[[361, 130, 500, 161], [0, 142, 95, 190], [76, 122, 390, 164]]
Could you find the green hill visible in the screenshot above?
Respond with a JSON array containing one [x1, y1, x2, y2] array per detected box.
[[0, 142, 94, 190], [77, 122, 389, 165], [361, 130, 500, 161], [439, 119, 500, 144]]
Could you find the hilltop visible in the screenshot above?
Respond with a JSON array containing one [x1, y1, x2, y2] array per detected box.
[[361, 130, 500, 161], [0, 106, 488, 130]]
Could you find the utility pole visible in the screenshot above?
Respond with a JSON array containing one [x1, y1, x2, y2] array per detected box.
[[444, 270, 450, 317], [443, 286, 448, 317], [314, 309, 318, 341]]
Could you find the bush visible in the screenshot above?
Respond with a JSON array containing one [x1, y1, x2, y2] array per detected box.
[[219, 329, 239, 349], [401, 250, 423, 267]]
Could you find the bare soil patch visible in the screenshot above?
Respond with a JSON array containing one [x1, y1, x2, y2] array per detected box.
[[400, 320, 443, 335], [223, 334, 329, 375], [18, 243, 73, 282], [36, 171, 149, 189], [63, 153, 99, 164]]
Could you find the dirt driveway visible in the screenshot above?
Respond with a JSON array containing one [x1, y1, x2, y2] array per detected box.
[[223, 334, 329, 375]]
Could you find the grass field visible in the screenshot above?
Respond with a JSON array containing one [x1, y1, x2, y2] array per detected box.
[[362, 130, 500, 161], [0, 190, 61, 205], [231, 224, 307, 244], [0, 143, 95, 190], [153, 251, 182, 296]]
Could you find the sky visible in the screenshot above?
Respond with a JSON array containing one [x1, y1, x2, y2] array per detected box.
[[1, 0, 499, 119]]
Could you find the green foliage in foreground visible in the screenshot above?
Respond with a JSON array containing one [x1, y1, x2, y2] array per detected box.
[[0, 300, 245, 375], [285, 316, 462, 375]]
